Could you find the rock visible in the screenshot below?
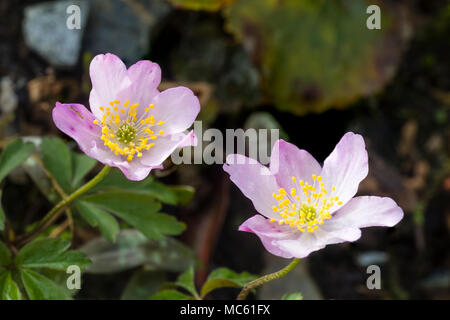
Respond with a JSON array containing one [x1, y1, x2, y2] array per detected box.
[[0, 77, 18, 114], [23, 0, 89, 68], [355, 251, 388, 267], [85, 0, 171, 64]]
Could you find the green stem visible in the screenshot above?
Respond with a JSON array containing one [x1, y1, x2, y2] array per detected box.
[[237, 258, 300, 300], [16, 165, 111, 246]]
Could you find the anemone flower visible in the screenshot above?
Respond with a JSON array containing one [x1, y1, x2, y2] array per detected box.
[[223, 132, 404, 258], [53, 53, 200, 180]]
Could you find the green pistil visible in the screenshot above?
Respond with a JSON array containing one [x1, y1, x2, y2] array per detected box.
[[299, 205, 317, 222], [115, 124, 136, 144]]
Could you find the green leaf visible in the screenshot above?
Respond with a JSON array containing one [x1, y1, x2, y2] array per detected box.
[[0, 271, 22, 300], [176, 267, 198, 297], [170, 185, 195, 206], [21, 268, 70, 300], [22, 154, 60, 203], [225, 0, 408, 115], [200, 267, 258, 298], [16, 238, 90, 270], [91, 168, 183, 206], [71, 153, 97, 188], [38, 269, 80, 298], [91, 168, 154, 192], [145, 180, 178, 205], [0, 190, 5, 231], [0, 139, 34, 182], [168, 0, 234, 12], [76, 201, 119, 242], [0, 241, 11, 267], [149, 289, 189, 300], [282, 292, 303, 300], [80, 230, 197, 274], [121, 270, 166, 300], [41, 137, 72, 193], [81, 192, 185, 239]]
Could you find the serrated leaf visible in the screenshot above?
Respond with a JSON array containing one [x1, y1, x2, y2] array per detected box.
[[81, 192, 185, 239], [21, 268, 70, 300], [91, 168, 182, 206], [38, 269, 80, 297], [0, 139, 34, 182], [16, 238, 90, 270], [71, 153, 97, 188], [0, 241, 12, 267], [200, 267, 258, 298], [121, 270, 166, 300], [41, 137, 72, 193], [76, 201, 119, 242], [176, 267, 198, 297], [282, 292, 303, 300], [0, 271, 22, 300], [149, 289, 189, 300], [80, 230, 197, 274]]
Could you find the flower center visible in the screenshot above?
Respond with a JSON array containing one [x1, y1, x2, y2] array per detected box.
[[269, 174, 343, 233], [299, 204, 317, 223], [92, 100, 165, 162], [115, 124, 136, 144]]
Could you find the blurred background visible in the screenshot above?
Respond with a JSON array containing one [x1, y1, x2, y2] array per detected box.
[[0, 0, 448, 299]]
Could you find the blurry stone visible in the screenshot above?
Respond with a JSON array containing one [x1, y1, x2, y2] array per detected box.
[[26, 74, 80, 130], [0, 77, 18, 113], [425, 134, 443, 154], [169, 20, 261, 111], [23, 0, 89, 67], [85, 0, 171, 64], [27, 74, 79, 104], [355, 251, 388, 267], [259, 253, 323, 300], [420, 270, 450, 291]]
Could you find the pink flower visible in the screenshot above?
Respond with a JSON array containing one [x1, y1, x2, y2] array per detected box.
[[53, 53, 200, 180], [223, 132, 404, 259]]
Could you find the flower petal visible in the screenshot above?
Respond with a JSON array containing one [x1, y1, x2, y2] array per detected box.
[[238, 215, 299, 258], [176, 130, 197, 148], [53, 102, 102, 154], [140, 131, 195, 167], [273, 235, 326, 259], [149, 87, 200, 134], [331, 196, 404, 229], [223, 154, 280, 219], [270, 139, 322, 191], [320, 132, 368, 211], [53, 102, 123, 163], [89, 53, 131, 119], [116, 60, 161, 119], [272, 224, 362, 259], [238, 214, 364, 259], [53, 103, 162, 181], [113, 158, 159, 181]]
